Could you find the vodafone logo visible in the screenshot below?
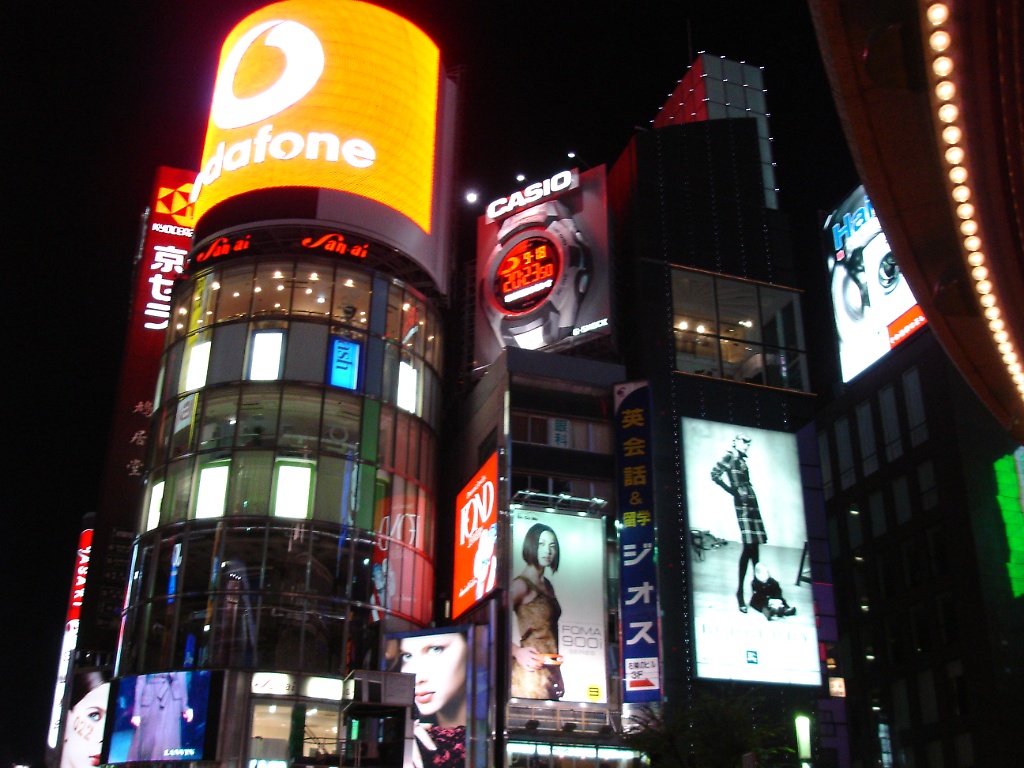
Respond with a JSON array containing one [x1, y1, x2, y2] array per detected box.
[[191, 15, 376, 205], [211, 20, 324, 129], [190, 0, 441, 233]]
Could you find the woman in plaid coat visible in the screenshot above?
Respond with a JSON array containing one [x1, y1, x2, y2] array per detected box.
[[710, 434, 767, 613]]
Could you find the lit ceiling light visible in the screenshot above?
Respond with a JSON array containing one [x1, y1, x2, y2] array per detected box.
[[960, 220, 978, 236], [971, 266, 988, 281], [927, 4, 949, 25], [935, 80, 956, 100], [948, 166, 967, 184], [937, 103, 959, 123], [964, 235, 981, 251], [516, 173, 526, 182], [945, 146, 964, 164], [942, 125, 962, 144], [976, 280, 992, 294], [932, 56, 954, 77], [465, 191, 479, 204], [929, 30, 951, 52], [951, 185, 971, 202], [967, 252, 985, 267]]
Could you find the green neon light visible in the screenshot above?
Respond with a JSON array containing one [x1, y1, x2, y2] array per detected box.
[[993, 449, 1024, 598]]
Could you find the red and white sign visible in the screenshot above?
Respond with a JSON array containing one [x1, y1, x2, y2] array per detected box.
[[47, 528, 94, 748], [452, 453, 499, 619]]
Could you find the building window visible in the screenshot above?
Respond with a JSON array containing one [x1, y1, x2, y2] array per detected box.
[[145, 481, 165, 532], [848, 505, 864, 549], [869, 490, 887, 537], [903, 367, 928, 446], [181, 338, 212, 392], [835, 417, 856, 490], [194, 460, 230, 519], [273, 460, 314, 519], [856, 401, 878, 476], [511, 412, 612, 453], [671, 267, 808, 391], [818, 430, 834, 499], [879, 385, 903, 461], [248, 330, 285, 380], [893, 475, 912, 524], [918, 461, 938, 510]]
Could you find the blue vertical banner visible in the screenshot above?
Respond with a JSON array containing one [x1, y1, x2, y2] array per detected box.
[[613, 382, 662, 703], [328, 336, 362, 390]]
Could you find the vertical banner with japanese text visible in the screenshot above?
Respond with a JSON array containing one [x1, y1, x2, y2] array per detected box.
[[81, 167, 196, 650], [613, 382, 662, 703]]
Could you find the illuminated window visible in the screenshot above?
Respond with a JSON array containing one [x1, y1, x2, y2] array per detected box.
[[182, 339, 212, 391], [397, 360, 418, 413], [248, 330, 284, 380], [195, 461, 230, 519], [146, 481, 165, 531], [671, 267, 807, 390], [273, 461, 313, 519]]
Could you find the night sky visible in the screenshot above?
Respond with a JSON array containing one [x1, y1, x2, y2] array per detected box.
[[5, 1, 855, 760]]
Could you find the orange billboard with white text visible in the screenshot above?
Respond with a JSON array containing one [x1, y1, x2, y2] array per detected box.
[[191, 0, 440, 234], [453, 453, 499, 619]]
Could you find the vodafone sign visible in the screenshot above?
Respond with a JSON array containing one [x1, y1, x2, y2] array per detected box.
[[191, 0, 441, 233]]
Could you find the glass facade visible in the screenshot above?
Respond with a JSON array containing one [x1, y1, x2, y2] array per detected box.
[[121, 252, 442, 677], [671, 266, 808, 391]]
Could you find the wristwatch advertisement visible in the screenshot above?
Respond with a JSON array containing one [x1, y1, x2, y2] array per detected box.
[[475, 165, 610, 366]]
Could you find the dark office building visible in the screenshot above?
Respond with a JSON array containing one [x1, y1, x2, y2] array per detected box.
[[815, 324, 1024, 767]]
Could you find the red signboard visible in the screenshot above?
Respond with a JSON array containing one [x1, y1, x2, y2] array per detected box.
[[452, 453, 499, 619]]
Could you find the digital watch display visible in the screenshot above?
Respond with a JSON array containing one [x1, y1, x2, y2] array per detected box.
[[481, 201, 589, 350], [492, 235, 561, 314]]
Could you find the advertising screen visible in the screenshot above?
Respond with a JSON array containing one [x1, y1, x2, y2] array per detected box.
[[826, 186, 926, 381], [452, 453, 499, 619], [475, 166, 610, 366], [509, 510, 607, 703], [106, 671, 219, 763], [191, 0, 440, 236], [385, 627, 474, 768], [682, 419, 821, 685]]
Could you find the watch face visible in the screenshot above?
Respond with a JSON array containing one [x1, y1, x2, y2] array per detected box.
[[492, 234, 562, 314]]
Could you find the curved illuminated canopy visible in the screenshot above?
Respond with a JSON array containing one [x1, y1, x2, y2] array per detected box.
[[809, 0, 1024, 439]]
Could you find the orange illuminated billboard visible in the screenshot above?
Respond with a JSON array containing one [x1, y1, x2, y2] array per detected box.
[[191, 0, 441, 235], [453, 453, 499, 619]]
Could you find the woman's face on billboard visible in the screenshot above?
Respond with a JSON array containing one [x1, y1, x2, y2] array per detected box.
[[62, 683, 109, 768], [536, 531, 558, 569], [400, 632, 468, 723]]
